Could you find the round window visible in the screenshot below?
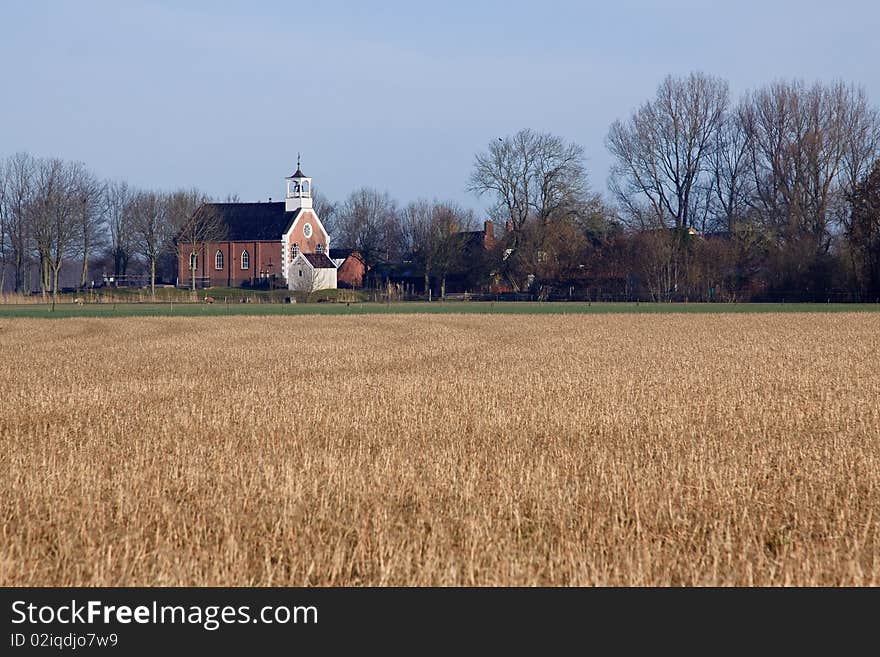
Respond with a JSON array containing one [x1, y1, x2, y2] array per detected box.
[[303, 223, 313, 238]]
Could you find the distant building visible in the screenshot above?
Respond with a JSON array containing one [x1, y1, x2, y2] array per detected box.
[[330, 249, 367, 288], [176, 161, 335, 289], [289, 252, 337, 292], [365, 220, 500, 295], [459, 220, 497, 251]]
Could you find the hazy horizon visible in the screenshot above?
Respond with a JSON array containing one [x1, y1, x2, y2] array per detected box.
[[2, 0, 878, 213]]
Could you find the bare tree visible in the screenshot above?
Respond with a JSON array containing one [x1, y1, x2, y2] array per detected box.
[[130, 190, 170, 298], [607, 72, 729, 231], [469, 129, 589, 234], [830, 85, 880, 258], [848, 158, 880, 297], [1, 153, 35, 292], [0, 158, 7, 291], [70, 163, 106, 289], [30, 158, 82, 302], [742, 80, 879, 257], [312, 189, 338, 236], [709, 101, 754, 234], [839, 86, 880, 197], [605, 72, 729, 299], [105, 180, 135, 279], [168, 188, 220, 290], [403, 200, 474, 299], [469, 129, 592, 290], [402, 199, 436, 296], [334, 188, 401, 267]]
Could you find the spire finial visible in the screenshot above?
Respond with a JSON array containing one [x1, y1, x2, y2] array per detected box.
[[297, 152, 301, 170]]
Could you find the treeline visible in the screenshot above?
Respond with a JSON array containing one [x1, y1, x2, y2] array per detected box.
[[2, 72, 879, 301], [323, 73, 880, 302], [602, 73, 880, 301], [0, 153, 220, 297]]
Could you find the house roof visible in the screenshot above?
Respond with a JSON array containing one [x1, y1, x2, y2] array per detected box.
[[458, 230, 487, 250], [301, 253, 336, 269], [368, 261, 422, 280], [329, 249, 364, 263], [197, 203, 300, 241]]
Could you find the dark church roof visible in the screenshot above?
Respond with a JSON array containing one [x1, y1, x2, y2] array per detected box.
[[288, 167, 307, 178], [329, 248, 363, 262], [301, 253, 336, 269], [197, 203, 300, 241]]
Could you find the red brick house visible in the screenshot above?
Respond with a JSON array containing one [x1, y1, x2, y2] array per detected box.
[[177, 162, 333, 288], [330, 250, 367, 288], [461, 220, 498, 251]]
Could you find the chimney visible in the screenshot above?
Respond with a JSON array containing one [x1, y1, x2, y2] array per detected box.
[[483, 220, 494, 248]]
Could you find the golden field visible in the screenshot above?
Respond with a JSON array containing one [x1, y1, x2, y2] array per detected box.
[[1, 312, 878, 586]]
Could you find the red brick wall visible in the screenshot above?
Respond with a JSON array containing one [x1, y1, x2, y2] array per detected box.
[[285, 209, 328, 263], [177, 240, 282, 287], [337, 254, 366, 288]]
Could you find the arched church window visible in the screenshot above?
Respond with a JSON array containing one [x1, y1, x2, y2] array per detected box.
[[241, 250, 250, 270], [215, 250, 224, 270], [190, 252, 198, 270], [316, 243, 324, 254], [291, 242, 300, 259]]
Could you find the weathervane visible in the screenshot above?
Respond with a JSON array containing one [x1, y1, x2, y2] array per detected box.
[[297, 153, 301, 170]]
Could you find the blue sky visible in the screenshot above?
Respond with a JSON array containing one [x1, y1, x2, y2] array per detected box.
[[1, 1, 877, 210]]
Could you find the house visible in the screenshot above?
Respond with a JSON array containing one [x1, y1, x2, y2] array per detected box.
[[365, 221, 500, 295], [459, 220, 497, 251], [330, 249, 367, 288], [176, 160, 335, 289], [441, 220, 501, 294], [289, 253, 337, 292], [365, 260, 424, 293]]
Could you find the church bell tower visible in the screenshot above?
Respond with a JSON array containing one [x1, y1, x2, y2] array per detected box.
[[285, 154, 313, 212]]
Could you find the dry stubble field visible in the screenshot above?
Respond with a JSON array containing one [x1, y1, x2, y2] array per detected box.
[[1, 312, 878, 586]]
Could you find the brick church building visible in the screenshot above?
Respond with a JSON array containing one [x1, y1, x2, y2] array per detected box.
[[177, 161, 339, 289]]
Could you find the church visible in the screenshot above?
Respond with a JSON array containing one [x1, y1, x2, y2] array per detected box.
[[177, 160, 337, 290]]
